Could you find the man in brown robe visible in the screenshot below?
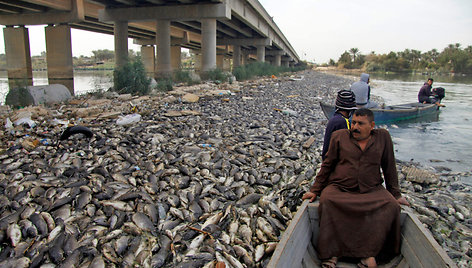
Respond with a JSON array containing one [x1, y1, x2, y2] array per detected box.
[[302, 108, 409, 268]]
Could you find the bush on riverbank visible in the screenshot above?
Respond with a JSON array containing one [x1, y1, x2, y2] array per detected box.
[[232, 62, 307, 81], [113, 57, 151, 95], [173, 70, 200, 85], [200, 68, 232, 84]]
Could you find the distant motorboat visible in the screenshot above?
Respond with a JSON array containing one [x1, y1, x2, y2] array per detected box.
[[320, 102, 441, 124]]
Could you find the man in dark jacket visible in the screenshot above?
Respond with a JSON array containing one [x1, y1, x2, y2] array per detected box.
[[418, 78, 445, 107], [322, 90, 357, 160]]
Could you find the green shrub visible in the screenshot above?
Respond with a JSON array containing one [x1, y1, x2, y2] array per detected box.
[[200, 68, 230, 83], [232, 61, 308, 81], [155, 78, 173, 92], [113, 57, 151, 95], [173, 70, 200, 85], [5, 80, 34, 108]]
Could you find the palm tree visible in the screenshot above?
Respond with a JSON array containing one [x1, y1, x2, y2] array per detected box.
[[349, 48, 359, 62]]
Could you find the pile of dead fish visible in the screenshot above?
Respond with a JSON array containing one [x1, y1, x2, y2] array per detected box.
[[0, 70, 470, 267], [397, 162, 472, 267]]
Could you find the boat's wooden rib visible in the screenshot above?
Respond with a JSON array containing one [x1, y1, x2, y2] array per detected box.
[[267, 200, 457, 268]]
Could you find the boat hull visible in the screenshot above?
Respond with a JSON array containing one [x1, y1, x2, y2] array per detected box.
[[320, 102, 440, 124], [267, 200, 457, 268]]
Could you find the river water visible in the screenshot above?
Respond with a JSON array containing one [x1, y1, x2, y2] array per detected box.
[[354, 73, 472, 185], [1, 70, 471, 184]]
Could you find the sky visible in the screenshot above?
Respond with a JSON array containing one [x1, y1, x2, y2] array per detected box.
[[0, 0, 471, 63]]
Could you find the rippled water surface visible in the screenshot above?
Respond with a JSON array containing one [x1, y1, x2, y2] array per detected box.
[[368, 73, 472, 184]]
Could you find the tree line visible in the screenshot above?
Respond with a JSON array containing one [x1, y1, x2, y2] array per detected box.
[[326, 43, 472, 74]]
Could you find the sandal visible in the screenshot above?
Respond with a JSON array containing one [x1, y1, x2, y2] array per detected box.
[[357, 261, 378, 268], [321, 257, 338, 268]]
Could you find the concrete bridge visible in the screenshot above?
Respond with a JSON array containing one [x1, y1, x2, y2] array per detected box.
[[0, 0, 299, 94]]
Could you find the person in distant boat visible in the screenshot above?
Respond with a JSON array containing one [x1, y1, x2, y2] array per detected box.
[[321, 90, 357, 161], [302, 108, 409, 268], [350, 73, 378, 108], [418, 78, 445, 107]]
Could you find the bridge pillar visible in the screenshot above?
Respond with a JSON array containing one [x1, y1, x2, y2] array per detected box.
[[194, 52, 202, 72], [114, 21, 128, 68], [282, 60, 289, 67], [171, 45, 181, 71], [201, 18, 216, 72], [257, 45, 265, 62], [156, 19, 172, 77], [241, 50, 249, 66], [274, 54, 281, 67], [140, 45, 155, 76], [216, 54, 224, 70], [232, 45, 241, 68], [3, 26, 33, 89], [45, 24, 74, 95]]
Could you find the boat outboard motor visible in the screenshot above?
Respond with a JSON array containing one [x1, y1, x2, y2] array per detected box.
[[433, 87, 445, 101]]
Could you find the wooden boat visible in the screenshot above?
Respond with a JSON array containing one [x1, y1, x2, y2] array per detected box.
[[267, 200, 457, 268], [320, 102, 440, 124]]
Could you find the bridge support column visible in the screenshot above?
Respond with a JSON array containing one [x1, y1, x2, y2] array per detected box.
[[140, 45, 155, 76], [201, 18, 216, 72], [282, 60, 289, 67], [3, 26, 33, 89], [156, 20, 171, 77], [274, 54, 281, 67], [216, 54, 224, 70], [114, 21, 128, 68], [171, 45, 181, 71], [257, 45, 265, 62], [45, 24, 74, 95], [232, 45, 241, 68], [241, 51, 249, 65]]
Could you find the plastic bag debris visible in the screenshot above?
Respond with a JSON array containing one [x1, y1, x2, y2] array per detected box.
[[5, 118, 13, 129], [14, 117, 37, 128], [116, 113, 141, 125]]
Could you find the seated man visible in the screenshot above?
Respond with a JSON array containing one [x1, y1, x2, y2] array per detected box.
[[303, 108, 409, 268], [350, 73, 378, 108], [418, 78, 445, 107], [322, 89, 357, 161]]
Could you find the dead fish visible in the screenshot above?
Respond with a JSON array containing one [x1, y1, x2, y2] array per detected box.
[[254, 243, 265, 262], [89, 255, 106, 268], [58, 248, 81, 268], [151, 235, 171, 268], [115, 235, 130, 256], [238, 224, 252, 246], [223, 251, 244, 268], [76, 191, 92, 210], [102, 242, 120, 263], [99, 200, 134, 211], [132, 212, 156, 234], [257, 217, 277, 240], [233, 244, 253, 266], [7, 223, 21, 247], [29, 213, 48, 237], [237, 193, 263, 206]]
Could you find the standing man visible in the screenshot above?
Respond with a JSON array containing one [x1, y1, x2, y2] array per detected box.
[[418, 78, 445, 107], [322, 90, 357, 160], [303, 109, 409, 268], [350, 73, 378, 108]]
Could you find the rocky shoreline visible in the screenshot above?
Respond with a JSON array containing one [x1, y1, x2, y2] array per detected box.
[[0, 70, 470, 267]]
